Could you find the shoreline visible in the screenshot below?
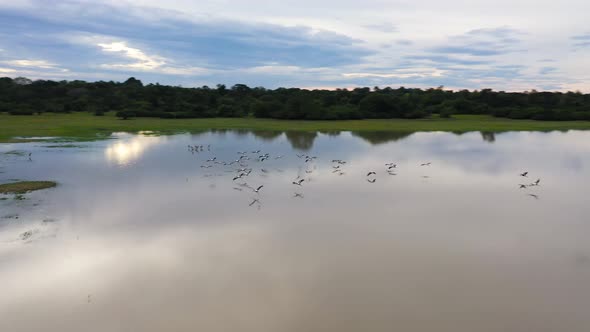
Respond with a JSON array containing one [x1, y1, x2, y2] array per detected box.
[[2, 112, 590, 143]]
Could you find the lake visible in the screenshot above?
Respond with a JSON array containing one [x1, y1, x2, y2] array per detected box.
[[1, 130, 590, 332]]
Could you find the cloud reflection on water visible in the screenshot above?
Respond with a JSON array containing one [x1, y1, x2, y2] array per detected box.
[[1, 129, 590, 332]]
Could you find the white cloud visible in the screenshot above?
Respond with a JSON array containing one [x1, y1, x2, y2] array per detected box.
[[0, 67, 17, 73], [0, 59, 69, 73], [96, 41, 211, 76], [97, 41, 165, 70], [3, 59, 58, 69], [343, 68, 445, 79]]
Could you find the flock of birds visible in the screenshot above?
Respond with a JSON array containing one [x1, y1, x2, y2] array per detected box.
[[518, 172, 542, 199], [187, 143, 543, 208]]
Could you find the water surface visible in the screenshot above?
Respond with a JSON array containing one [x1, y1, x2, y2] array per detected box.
[[1, 130, 590, 332]]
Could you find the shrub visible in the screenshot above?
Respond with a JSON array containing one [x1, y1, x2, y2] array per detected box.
[[116, 110, 136, 120]]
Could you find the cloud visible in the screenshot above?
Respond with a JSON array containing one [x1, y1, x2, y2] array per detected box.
[[363, 23, 398, 33], [0, 0, 587, 91], [0, 67, 17, 73], [2, 59, 62, 69], [405, 55, 490, 66], [0, 59, 70, 76], [572, 34, 590, 48], [97, 42, 165, 70], [430, 27, 524, 57], [539, 66, 557, 75], [343, 68, 445, 79]]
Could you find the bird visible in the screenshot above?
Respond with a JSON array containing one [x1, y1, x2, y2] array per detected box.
[[420, 162, 431, 166], [253, 185, 264, 193], [533, 178, 541, 186], [387, 165, 397, 170], [232, 174, 243, 181], [520, 172, 528, 177], [294, 193, 304, 198], [519, 184, 527, 189], [367, 171, 376, 176], [367, 179, 376, 183], [249, 198, 260, 206], [292, 179, 305, 186], [206, 157, 216, 162]]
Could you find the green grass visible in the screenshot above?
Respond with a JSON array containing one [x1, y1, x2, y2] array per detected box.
[[2, 112, 590, 142], [0, 181, 57, 194]]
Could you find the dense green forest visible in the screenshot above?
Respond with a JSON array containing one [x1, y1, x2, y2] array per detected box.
[[1, 76, 590, 121]]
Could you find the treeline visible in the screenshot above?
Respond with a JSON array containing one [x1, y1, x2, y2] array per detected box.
[[1, 76, 590, 121]]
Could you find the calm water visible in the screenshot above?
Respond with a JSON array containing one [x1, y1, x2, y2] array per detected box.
[[1, 130, 590, 332]]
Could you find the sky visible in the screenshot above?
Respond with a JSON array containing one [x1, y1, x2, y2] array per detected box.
[[0, 0, 589, 91]]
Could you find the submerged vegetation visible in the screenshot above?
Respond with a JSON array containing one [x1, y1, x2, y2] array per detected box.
[[0, 181, 57, 194], [1, 76, 590, 122]]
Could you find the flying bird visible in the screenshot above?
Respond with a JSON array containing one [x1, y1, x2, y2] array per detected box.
[[420, 162, 431, 166], [253, 185, 264, 193], [519, 184, 527, 189], [520, 172, 528, 177], [367, 171, 376, 176], [292, 179, 305, 186], [367, 179, 376, 183]]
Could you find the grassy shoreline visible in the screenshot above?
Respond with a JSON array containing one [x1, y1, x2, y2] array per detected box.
[[0, 181, 57, 194], [2, 112, 590, 143]]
